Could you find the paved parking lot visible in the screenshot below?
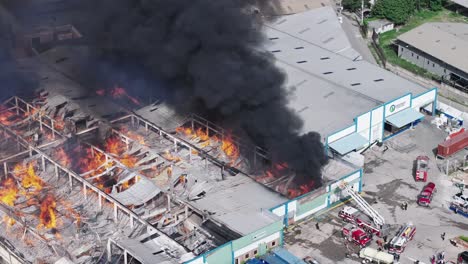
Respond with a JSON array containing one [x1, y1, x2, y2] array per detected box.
[[285, 119, 468, 264]]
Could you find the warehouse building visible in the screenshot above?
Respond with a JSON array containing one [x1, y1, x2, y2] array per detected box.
[[396, 23, 468, 89], [265, 6, 437, 160]]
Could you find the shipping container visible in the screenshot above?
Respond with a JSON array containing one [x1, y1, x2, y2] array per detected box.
[[437, 130, 468, 158]]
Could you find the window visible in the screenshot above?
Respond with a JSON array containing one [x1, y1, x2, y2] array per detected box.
[[417, 55, 419, 59], [427, 61, 430, 65], [254, 250, 258, 255], [444, 69, 446, 73], [245, 254, 249, 259], [411, 52, 414, 57], [236, 259, 239, 264], [272, 241, 276, 246], [401, 47, 403, 52], [433, 63, 435, 67]]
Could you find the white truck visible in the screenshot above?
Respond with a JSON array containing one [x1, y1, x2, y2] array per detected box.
[[359, 247, 394, 264]]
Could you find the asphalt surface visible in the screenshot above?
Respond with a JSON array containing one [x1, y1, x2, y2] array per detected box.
[[285, 118, 468, 264], [340, 13, 377, 65]]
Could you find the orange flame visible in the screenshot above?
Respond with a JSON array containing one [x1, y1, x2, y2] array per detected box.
[[2, 215, 15, 228], [196, 128, 209, 141], [0, 177, 19, 206], [163, 150, 181, 163], [221, 136, 239, 163], [39, 195, 57, 229], [13, 162, 44, 192], [127, 131, 146, 145], [54, 118, 65, 131], [0, 109, 15, 126]]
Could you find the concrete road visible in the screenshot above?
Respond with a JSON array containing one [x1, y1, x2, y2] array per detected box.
[[340, 13, 377, 65], [284, 118, 468, 264]]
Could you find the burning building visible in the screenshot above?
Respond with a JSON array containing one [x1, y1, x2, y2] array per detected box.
[[0, 86, 360, 264]]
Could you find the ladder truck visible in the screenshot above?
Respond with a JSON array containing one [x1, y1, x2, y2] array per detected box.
[[338, 181, 387, 237]]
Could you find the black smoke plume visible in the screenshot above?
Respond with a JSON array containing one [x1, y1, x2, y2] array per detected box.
[[84, 0, 328, 185], [0, 15, 37, 101]]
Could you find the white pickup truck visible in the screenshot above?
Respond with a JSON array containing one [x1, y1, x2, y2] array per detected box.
[[359, 247, 394, 264]]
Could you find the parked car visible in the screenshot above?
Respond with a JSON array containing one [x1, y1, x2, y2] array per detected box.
[[415, 155, 429, 182], [458, 251, 468, 264], [417, 182, 436, 207], [453, 193, 468, 206]]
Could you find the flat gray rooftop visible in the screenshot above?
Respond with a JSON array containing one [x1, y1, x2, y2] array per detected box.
[[264, 10, 428, 136], [397, 22, 468, 74], [267, 6, 360, 60]]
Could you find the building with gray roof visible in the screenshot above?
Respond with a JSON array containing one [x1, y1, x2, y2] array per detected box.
[[396, 22, 468, 90], [265, 7, 437, 156]]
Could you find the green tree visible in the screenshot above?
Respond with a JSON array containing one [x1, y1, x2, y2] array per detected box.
[[371, 0, 416, 24], [342, 0, 370, 11], [428, 0, 442, 10]]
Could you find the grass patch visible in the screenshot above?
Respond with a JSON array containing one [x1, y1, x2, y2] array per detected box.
[[461, 236, 468, 243], [376, 8, 467, 79]]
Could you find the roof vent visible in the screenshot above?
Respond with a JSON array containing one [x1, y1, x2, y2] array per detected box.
[[374, 79, 384, 82], [297, 60, 307, 64], [350, 83, 361, 86], [347, 67, 357, 71], [436, 40, 440, 43], [271, 50, 281, 53], [276, 19, 287, 25], [299, 28, 310, 34], [323, 71, 333, 75], [322, 37, 334, 44], [269, 37, 279, 40], [452, 46, 457, 50], [320, 57, 330, 60], [295, 47, 304, 50], [317, 19, 328, 24]]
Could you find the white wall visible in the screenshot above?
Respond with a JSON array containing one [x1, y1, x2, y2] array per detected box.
[[370, 106, 384, 142], [412, 89, 436, 111], [271, 205, 286, 217], [356, 112, 371, 141], [328, 171, 361, 204], [327, 125, 356, 144], [233, 232, 280, 258], [385, 94, 411, 117]]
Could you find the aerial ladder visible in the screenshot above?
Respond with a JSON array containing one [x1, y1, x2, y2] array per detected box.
[[339, 181, 385, 228]]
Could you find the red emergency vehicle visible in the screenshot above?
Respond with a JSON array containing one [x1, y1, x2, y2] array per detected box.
[[338, 206, 382, 237], [417, 182, 436, 207], [342, 224, 372, 248], [388, 223, 416, 254], [415, 155, 429, 182]]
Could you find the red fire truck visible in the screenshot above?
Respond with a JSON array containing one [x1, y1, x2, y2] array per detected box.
[[415, 155, 429, 182], [417, 182, 436, 207], [342, 224, 372, 248], [388, 223, 416, 254], [339, 206, 383, 237]]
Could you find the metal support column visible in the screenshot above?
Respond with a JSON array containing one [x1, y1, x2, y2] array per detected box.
[[113, 203, 118, 221]]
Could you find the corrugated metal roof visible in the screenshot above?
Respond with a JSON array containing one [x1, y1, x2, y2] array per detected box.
[[397, 22, 468, 74]]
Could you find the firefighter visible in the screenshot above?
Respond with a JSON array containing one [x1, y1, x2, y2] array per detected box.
[[315, 222, 320, 230]]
